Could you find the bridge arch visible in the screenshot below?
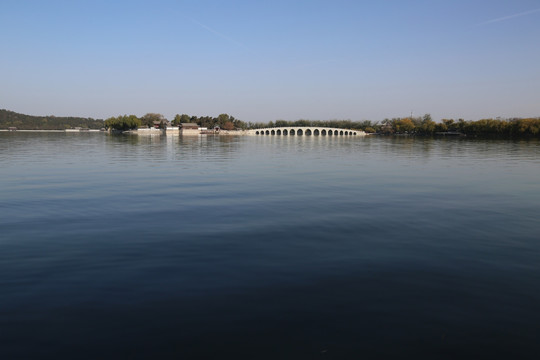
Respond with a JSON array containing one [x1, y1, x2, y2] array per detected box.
[[250, 127, 365, 136]]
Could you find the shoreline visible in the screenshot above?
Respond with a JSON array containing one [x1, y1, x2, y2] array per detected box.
[[1, 129, 538, 140]]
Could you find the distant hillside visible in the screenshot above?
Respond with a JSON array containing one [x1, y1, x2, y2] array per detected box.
[[0, 109, 104, 130]]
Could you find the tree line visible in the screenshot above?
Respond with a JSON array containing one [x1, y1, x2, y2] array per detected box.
[[171, 113, 249, 130], [374, 115, 540, 137], [254, 115, 540, 137], [2, 109, 539, 137], [0, 109, 104, 130], [104, 113, 250, 131]]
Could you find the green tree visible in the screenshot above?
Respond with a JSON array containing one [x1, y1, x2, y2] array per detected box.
[[395, 118, 415, 133], [198, 116, 214, 128], [141, 113, 166, 128], [172, 114, 191, 126], [104, 115, 141, 131], [379, 118, 394, 134], [516, 118, 540, 135], [442, 119, 455, 131], [232, 117, 247, 130], [456, 119, 466, 132], [222, 121, 235, 130], [216, 114, 230, 127], [418, 114, 436, 135]]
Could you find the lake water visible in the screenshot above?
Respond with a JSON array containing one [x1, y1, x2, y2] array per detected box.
[[1, 132, 540, 359]]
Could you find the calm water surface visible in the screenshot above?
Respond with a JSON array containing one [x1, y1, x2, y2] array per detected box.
[[1, 132, 540, 359]]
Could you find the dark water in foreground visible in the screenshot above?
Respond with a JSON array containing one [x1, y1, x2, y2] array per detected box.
[[1, 132, 540, 359]]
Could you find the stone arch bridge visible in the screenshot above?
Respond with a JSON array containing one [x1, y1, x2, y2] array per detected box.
[[246, 127, 365, 136]]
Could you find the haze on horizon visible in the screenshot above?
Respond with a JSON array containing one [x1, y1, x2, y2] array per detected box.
[[1, 0, 539, 123]]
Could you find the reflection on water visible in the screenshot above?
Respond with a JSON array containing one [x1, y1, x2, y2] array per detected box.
[[1, 132, 540, 359]]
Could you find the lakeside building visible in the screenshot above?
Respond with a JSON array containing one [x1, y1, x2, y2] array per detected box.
[[180, 123, 200, 136]]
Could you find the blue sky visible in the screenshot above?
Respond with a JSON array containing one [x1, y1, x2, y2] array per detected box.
[[1, 0, 539, 123]]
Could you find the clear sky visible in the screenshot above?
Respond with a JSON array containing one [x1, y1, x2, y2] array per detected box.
[[1, 0, 539, 123]]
